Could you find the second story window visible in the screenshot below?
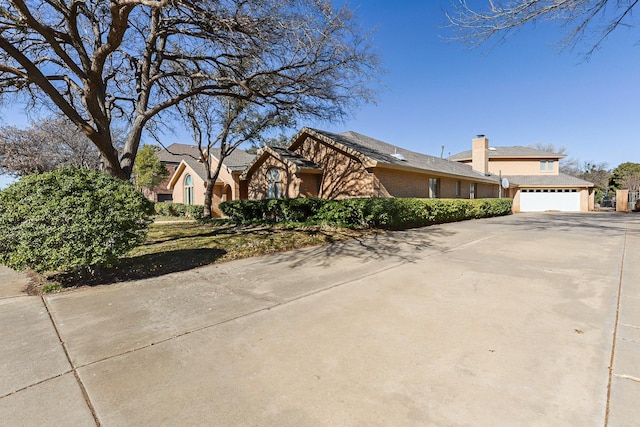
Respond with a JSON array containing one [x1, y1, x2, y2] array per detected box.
[[540, 160, 554, 172]]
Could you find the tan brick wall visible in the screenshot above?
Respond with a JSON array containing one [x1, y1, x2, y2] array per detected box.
[[295, 136, 375, 199], [247, 154, 300, 199], [373, 168, 429, 198], [477, 183, 498, 198], [461, 158, 560, 176], [298, 172, 322, 197]]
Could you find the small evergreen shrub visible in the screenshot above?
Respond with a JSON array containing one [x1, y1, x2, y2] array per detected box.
[[155, 202, 203, 218], [155, 201, 174, 216], [0, 167, 154, 273], [185, 204, 205, 219], [220, 197, 512, 229]]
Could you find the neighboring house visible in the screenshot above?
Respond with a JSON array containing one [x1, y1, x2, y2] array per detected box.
[[147, 143, 203, 202], [167, 147, 255, 217], [240, 128, 501, 201], [449, 136, 595, 212]]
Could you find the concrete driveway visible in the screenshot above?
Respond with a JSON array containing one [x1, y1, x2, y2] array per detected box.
[[1, 213, 638, 426]]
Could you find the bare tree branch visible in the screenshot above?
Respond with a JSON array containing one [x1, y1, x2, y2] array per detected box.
[[0, 0, 379, 180], [446, 0, 639, 57]]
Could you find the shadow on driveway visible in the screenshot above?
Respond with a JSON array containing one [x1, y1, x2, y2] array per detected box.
[[50, 248, 226, 288]]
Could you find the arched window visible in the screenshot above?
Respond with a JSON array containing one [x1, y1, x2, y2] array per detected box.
[[267, 168, 282, 199], [185, 174, 194, 205]]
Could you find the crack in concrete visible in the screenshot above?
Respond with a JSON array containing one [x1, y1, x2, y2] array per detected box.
[[68, 232, 503, 373], [41, 296, 101, 427], [2, 231, 502, 420], [613, 374, 640, 383], [604, 217, 629, 427]]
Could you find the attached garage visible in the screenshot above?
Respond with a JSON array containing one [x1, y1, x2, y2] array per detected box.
[[506, 173, 595, 213], [519, 188, 581, 212]]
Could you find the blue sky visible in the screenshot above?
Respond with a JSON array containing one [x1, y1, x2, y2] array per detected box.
[[1, 1, 638, 188]]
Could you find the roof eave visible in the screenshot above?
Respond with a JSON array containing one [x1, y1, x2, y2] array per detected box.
[[374, 162, 499, 184]]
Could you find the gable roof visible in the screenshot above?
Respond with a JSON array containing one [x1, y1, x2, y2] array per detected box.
[[506, 173, 594, 187], [157, 143, 203, 163], [299, 128, 499, 183], [269, 146, 323, 170], [157, 143, 255, 171], [449, 146, 566, 161], [240, 145, 322, 180]]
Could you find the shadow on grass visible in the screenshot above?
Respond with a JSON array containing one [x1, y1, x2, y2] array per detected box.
[[50, 248, 226, 288]]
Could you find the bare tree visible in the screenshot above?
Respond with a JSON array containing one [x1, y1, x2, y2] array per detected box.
[[0, 0, 377, 180], [446, 1, 639, 56], [182, 94, 287, 219], [0, 115, 102, 176], [621, 173, 640, 191]]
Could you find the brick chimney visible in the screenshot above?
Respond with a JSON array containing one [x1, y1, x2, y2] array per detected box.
[[471, 135, 489, 175]]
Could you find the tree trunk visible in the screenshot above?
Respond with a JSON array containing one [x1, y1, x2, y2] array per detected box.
[[203, 179, 215, 219]]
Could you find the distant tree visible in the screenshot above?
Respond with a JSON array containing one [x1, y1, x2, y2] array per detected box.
[[0, 0, 377, 180], [528, 142, 578, 173], [529, 142, 567, 155], [245, 134, 292, 155], [621, 174, 640, 192], [578, 162, 611, 202], [610, 162, 640, 190], [446, 1, 639, 57], [0, 116, 102, 176], [132, 145, 169, 196]]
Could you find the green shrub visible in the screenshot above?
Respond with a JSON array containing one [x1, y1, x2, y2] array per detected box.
[[0, 167, 154, 273], [220, 198, 328, 223], [185, 204, 205, 220], [155, 202, 204, 218], [220, 197, 512, 229], [155, 201, 174, 216]]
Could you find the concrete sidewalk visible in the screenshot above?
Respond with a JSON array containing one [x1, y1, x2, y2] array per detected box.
[[0, 213, 638, 426]]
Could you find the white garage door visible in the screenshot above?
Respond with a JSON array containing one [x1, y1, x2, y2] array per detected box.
[[520, 189, 581, 212]]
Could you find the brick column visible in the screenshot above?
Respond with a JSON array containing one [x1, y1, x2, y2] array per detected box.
[[616, 189, 629, 212]]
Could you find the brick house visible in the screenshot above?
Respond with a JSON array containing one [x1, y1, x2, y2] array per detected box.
[[145, 143, 203, 203], [240, 128, 500, 201], [450, 136, 594, 212], [166, 147, 255, 217]]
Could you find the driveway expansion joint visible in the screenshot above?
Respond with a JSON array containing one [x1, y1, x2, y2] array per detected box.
[[42, 296, 101, 427], [604, 217, 629, 427]]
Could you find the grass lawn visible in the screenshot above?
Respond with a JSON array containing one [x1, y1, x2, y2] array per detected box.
[[44, 222, 374, 290]]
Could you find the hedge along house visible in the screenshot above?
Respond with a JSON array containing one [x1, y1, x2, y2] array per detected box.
[[450, 136, 595, 212], [240, 128, 501, 201], [167, 147, 255, 217]]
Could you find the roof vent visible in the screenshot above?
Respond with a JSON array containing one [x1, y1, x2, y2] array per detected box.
[[391, 148, 407, 162], [488, 147, 497, 151]]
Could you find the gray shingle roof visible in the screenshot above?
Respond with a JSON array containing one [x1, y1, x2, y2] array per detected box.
[[269, 146, 322, 170], [157, 143, 255, 171], [308, 128, 499, 183], [449, 146, 566, 161], [181, 156, 210, 182], [506, 173, 594, 187], [157, 143, 202, 163]]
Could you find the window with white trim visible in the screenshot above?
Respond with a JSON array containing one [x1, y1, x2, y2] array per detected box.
[[428, 178, 440, 198], [540, 160, 554, 172], [184, 174, 194, 205], [267, 168, 282, 199]]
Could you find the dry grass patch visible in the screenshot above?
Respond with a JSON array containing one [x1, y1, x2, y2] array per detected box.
[[38, 222, 373, 291]]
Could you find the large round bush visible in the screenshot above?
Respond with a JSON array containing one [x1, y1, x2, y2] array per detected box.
[[0, 167, 154, 273]]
